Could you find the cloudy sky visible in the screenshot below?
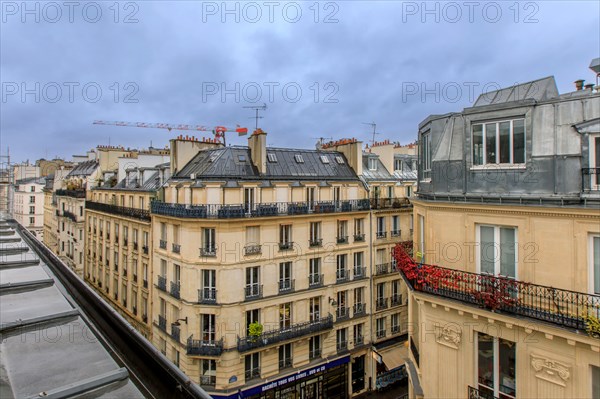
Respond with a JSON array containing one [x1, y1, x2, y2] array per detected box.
[[1, 1, 598, 162]]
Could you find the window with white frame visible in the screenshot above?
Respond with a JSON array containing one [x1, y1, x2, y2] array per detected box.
[[421, 131, 431, 179], [279, 302, 292, 329], [591, 235, 600, 295], [590, 135, 600, 188], [477, 333, 516, 399], [478, 225, 517, 278], [309, 297, 320, 321], [472, 118, 525, 166], [368, 158, 377, 170]]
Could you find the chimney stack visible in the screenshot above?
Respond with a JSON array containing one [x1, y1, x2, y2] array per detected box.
[[248, 129, 267, 174], [574, 79, 584, 91]]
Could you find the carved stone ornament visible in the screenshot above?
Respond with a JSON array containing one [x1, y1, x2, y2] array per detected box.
[[530, 354, 571, 387], [435, 325, 461, 349]]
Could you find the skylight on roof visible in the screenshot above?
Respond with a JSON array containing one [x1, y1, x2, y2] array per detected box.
[[335, 156, 345, 164], [238, 155, 246, 162], [294, 154, 304, 163], [320, 155, 330, 164], [268, 153, 277, 163]]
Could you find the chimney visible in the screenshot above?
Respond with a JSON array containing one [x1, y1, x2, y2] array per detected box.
[[248, 129, 267, 174], [322, 138, 363, 176], [584, 83, 595, 91], [169, 135, 223, 175], [574, 79, 585, 91]]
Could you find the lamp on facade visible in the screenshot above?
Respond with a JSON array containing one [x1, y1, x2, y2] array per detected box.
[[172, 317, 188, 326]]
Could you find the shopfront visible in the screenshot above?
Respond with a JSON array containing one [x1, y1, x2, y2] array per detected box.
[[211, 356, 350, 399]]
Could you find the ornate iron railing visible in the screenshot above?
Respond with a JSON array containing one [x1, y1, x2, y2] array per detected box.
[[187, 336, 223, 356], [56, 189, 86, 198], [157, 275, 167, 291], [237, 315, 333, 352], [198, 288, 217, 304], [85, 201, 150, 221], [151, 199, 371, 219], [393, 243, 600, 337]]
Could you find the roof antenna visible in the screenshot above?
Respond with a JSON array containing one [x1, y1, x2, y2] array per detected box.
[[362, 122, 379, 147], [243, 103, 267, 131], [311, 136, 333, 149]]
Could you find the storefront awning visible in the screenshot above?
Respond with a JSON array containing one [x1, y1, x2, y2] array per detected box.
[[380, 345, 408, 371]]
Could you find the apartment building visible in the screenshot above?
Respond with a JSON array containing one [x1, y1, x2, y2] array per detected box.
[[42, 167, 72, 254], [84, 150, 170, 338], [398, 75, 600, 398], [148, 132, 383, 398], [13, 176, 46, 238]]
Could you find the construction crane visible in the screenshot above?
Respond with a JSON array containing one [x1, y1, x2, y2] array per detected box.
[[92, 120, 249, 146]]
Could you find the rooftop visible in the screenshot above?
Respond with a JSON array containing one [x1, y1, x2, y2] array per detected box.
[[66, 160, 99, 178]]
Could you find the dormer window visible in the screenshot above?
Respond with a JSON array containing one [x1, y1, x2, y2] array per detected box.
[[335, 156, 345, 164], [238, 155, 246, 162], [268, 153, 277, 163], [472, 118, 525, 166], [320, 155, 330, 164], [294, 154, 304, 163], [368, 158, 377, 171]]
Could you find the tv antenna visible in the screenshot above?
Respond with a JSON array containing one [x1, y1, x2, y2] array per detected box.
[[311, 136, 333, 149], [362, 122, 379, 146], [243, 103, 267, 130]]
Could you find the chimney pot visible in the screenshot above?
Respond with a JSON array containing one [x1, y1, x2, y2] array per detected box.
[[575, 79, 585, 91], [584, 83, 594, 91]]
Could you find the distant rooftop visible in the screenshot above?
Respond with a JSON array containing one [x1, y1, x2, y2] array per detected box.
[[473, 76, 559, 107], [66, 160, 99, 178]]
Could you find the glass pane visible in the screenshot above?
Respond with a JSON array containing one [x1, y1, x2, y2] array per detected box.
[[499, 122, 511, 164], [499, 339, 516, 398], [513, 119, 525, 164], [480, 226, 495, 274], [478, 333, 494, 392], [500, 228, 516, 278], [593, 366, 600, 399], [485, 123, 497, 164], [594, 237, 600, 295], [473, 124, 483, 165]]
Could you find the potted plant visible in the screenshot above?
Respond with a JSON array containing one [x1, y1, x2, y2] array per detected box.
[[584, 312, 600, 338], [248, 322, 263, 342]]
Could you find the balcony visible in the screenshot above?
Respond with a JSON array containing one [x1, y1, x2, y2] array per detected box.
[[376, 330, 386, 339], [142, 245, 149, 255], [159, 240, 167, 249], [172, 243, 181, 254], [279, 358, 293, 369], [200, 375, 216, 386], [278, 241, 294, 251], [468, 385, 499, 399], [309, 238, 323, 248], [354, 233, 365, 242], [85, 200, 150, 221], [336, 307, 349, 321], [56, 189, 86, 198], [309, 348, 321, 360], [199, 246, 216, 257], [370, 197, 411, 210], [151, 199, 371, 219], [336, 340, 348, 353], [157, 275, 167, 291], [157, 315, 167, 332], [376, 231, 387, 239], [245, 368, 261, 381], [391, 230, 401, 237], [336, 235, 348, 244], [394, 243, 600, 337], [336, 269, 349, 284], [170, 281, 181, 299], [245, 284, 263, 301], [308, 274, 323, 288], [279, 279, 295, 293], [391, 294, 403, 307], [244, 244, 261, 256], [198, 288, 217, 304], [354, 335, 364, 347], [353, 303, 367, 317], [376, 298, 388, 310], [582, 168, 600, 193], [353, 267, 366, 280], [375, 263, 390, 275], [171, 324, 181, 342], [237, 315, 333, 352], [391, 325, 401, 334], [187, 336, 223, 356], [62, 210, 78, 223]]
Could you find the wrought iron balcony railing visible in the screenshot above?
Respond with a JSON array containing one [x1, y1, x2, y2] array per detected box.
[[309, 348, 321, 360], [85, 201, 150, 221], [391, 230, 401, 237], [309, 238, 323, 248], [159, 240, 167, 249], [353, 267, 366, 280], [171, 324, 181, 342], [354, 233, 365, 242], [375, 263, 390, 275], [157, 275, 167, 291], [468, 385, 500, 399], [198, 288, 217, 304], [336, 307, 349, 321], [336, 340, 348, 352], [336, 235, 348, 244], [172, 243, 180, 254], [370, 197, 411, 210], [237, 315, 333, 352], [245, 367, 261, 381], [56, 189, 86, 198], [279, 279, 295, 293], [62, 210, 78, 222], [354, 335, 364, 347], [244, 244, 261, 256], [187, 336, 223, 356], [170, 281, 181, 299], [376, 298, 388, 310], [394, 242, 600, 337], [376, 231, 387, 239], [376, 330, 386, 339], [157, 315, 167, 332], [391, 294, 403, 307], [278, 241, 294, 251], [151, 199, 371, 219], [245, 284, 263, 300], [200, 375, 216, 386], [279, 358, 293, 369], [353, 302, 366, 317], [308, 274, 323, 288], [336, 269, 349, 283], [199, 246, 216, 257]]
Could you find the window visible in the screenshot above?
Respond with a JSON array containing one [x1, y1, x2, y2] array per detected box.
[[202, 228, 216, 254], [391, 313, 400, 333], [115, 223, 119, 241], [337, 220, 348, 242], [354, 218, 364, 237], [477, 333, 516, 399], [392, 215, 400, 235], [320, 155, 330, 164], [472, 118, 525, 166], [29, 195, 35, 204], [376, 317, 386, 338], [173, 264, 181, 285], [29, 206, 35, 214], [353, 252, 364, 277], [30, 186, 35, 192], [29, 217, 35, 224], [245, 353, 260, 380], [309, 335, 321, 359], [336, 254, 348, 281], [394, 159, 403, 171], [202, 269, 216, 301], [309, 297, 320, 321], [79, 206, 83, 216], [279, 262, 293, 291], [406, 185, 412, 197], [244, 188, 255, 213], [294, 154, 304, 163], [160, 222, 166, 241], [478, 225, 517, 278], [353, 323, 363, 346], [237, 154, 246, 162], [368, 158, 377, 170], [160, 259, 167, 278], [267, 153, 277, 163], [133, 229, 138, 245], [123, 227, 129, 245], [245, 226, 260, 249], [279, 343, 293, 369], [172, 225, 179, 245], [387, 186, 393, 199], [377, 216, 385, 236], [201, 314, 216, 342], [337, 290, 347, 317], [306, 187, 316, 205], [245, 266, 260, 298], [279, 224, 292, 246], [591, 235, 600, 295], [377, 282, 385, 301], [245, 309, 260, 333], [309, 222, 321, 243], [421, 131, 431, 179], [336, 328, 348, 351], [309, 258, 321, 286], [279, 302, 292, 329], [333, 186, 341, 203], [201, 359, 216, 386], [335, 155, 345, 164]]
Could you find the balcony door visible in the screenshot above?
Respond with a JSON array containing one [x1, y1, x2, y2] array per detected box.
[[478, 225, 517, 279], [477, 333, 516, 399], [244, 187, 255, 213]]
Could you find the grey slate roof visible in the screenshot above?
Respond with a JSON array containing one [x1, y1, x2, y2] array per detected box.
[[15, 177, 46, 185], [393, 155, 418, 181], [361, 154, 394, 182], [95, 171, 162, 192], [473, 76, 559, 107], [66, 159, 99, 177], [174, 146, 360, 181]]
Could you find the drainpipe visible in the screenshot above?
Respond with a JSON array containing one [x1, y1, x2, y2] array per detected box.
[[368, 207, 375, 393]]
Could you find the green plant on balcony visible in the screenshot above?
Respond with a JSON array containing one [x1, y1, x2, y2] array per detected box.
[[248, 322, 263, 342], [584, 312, 600, 338]]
